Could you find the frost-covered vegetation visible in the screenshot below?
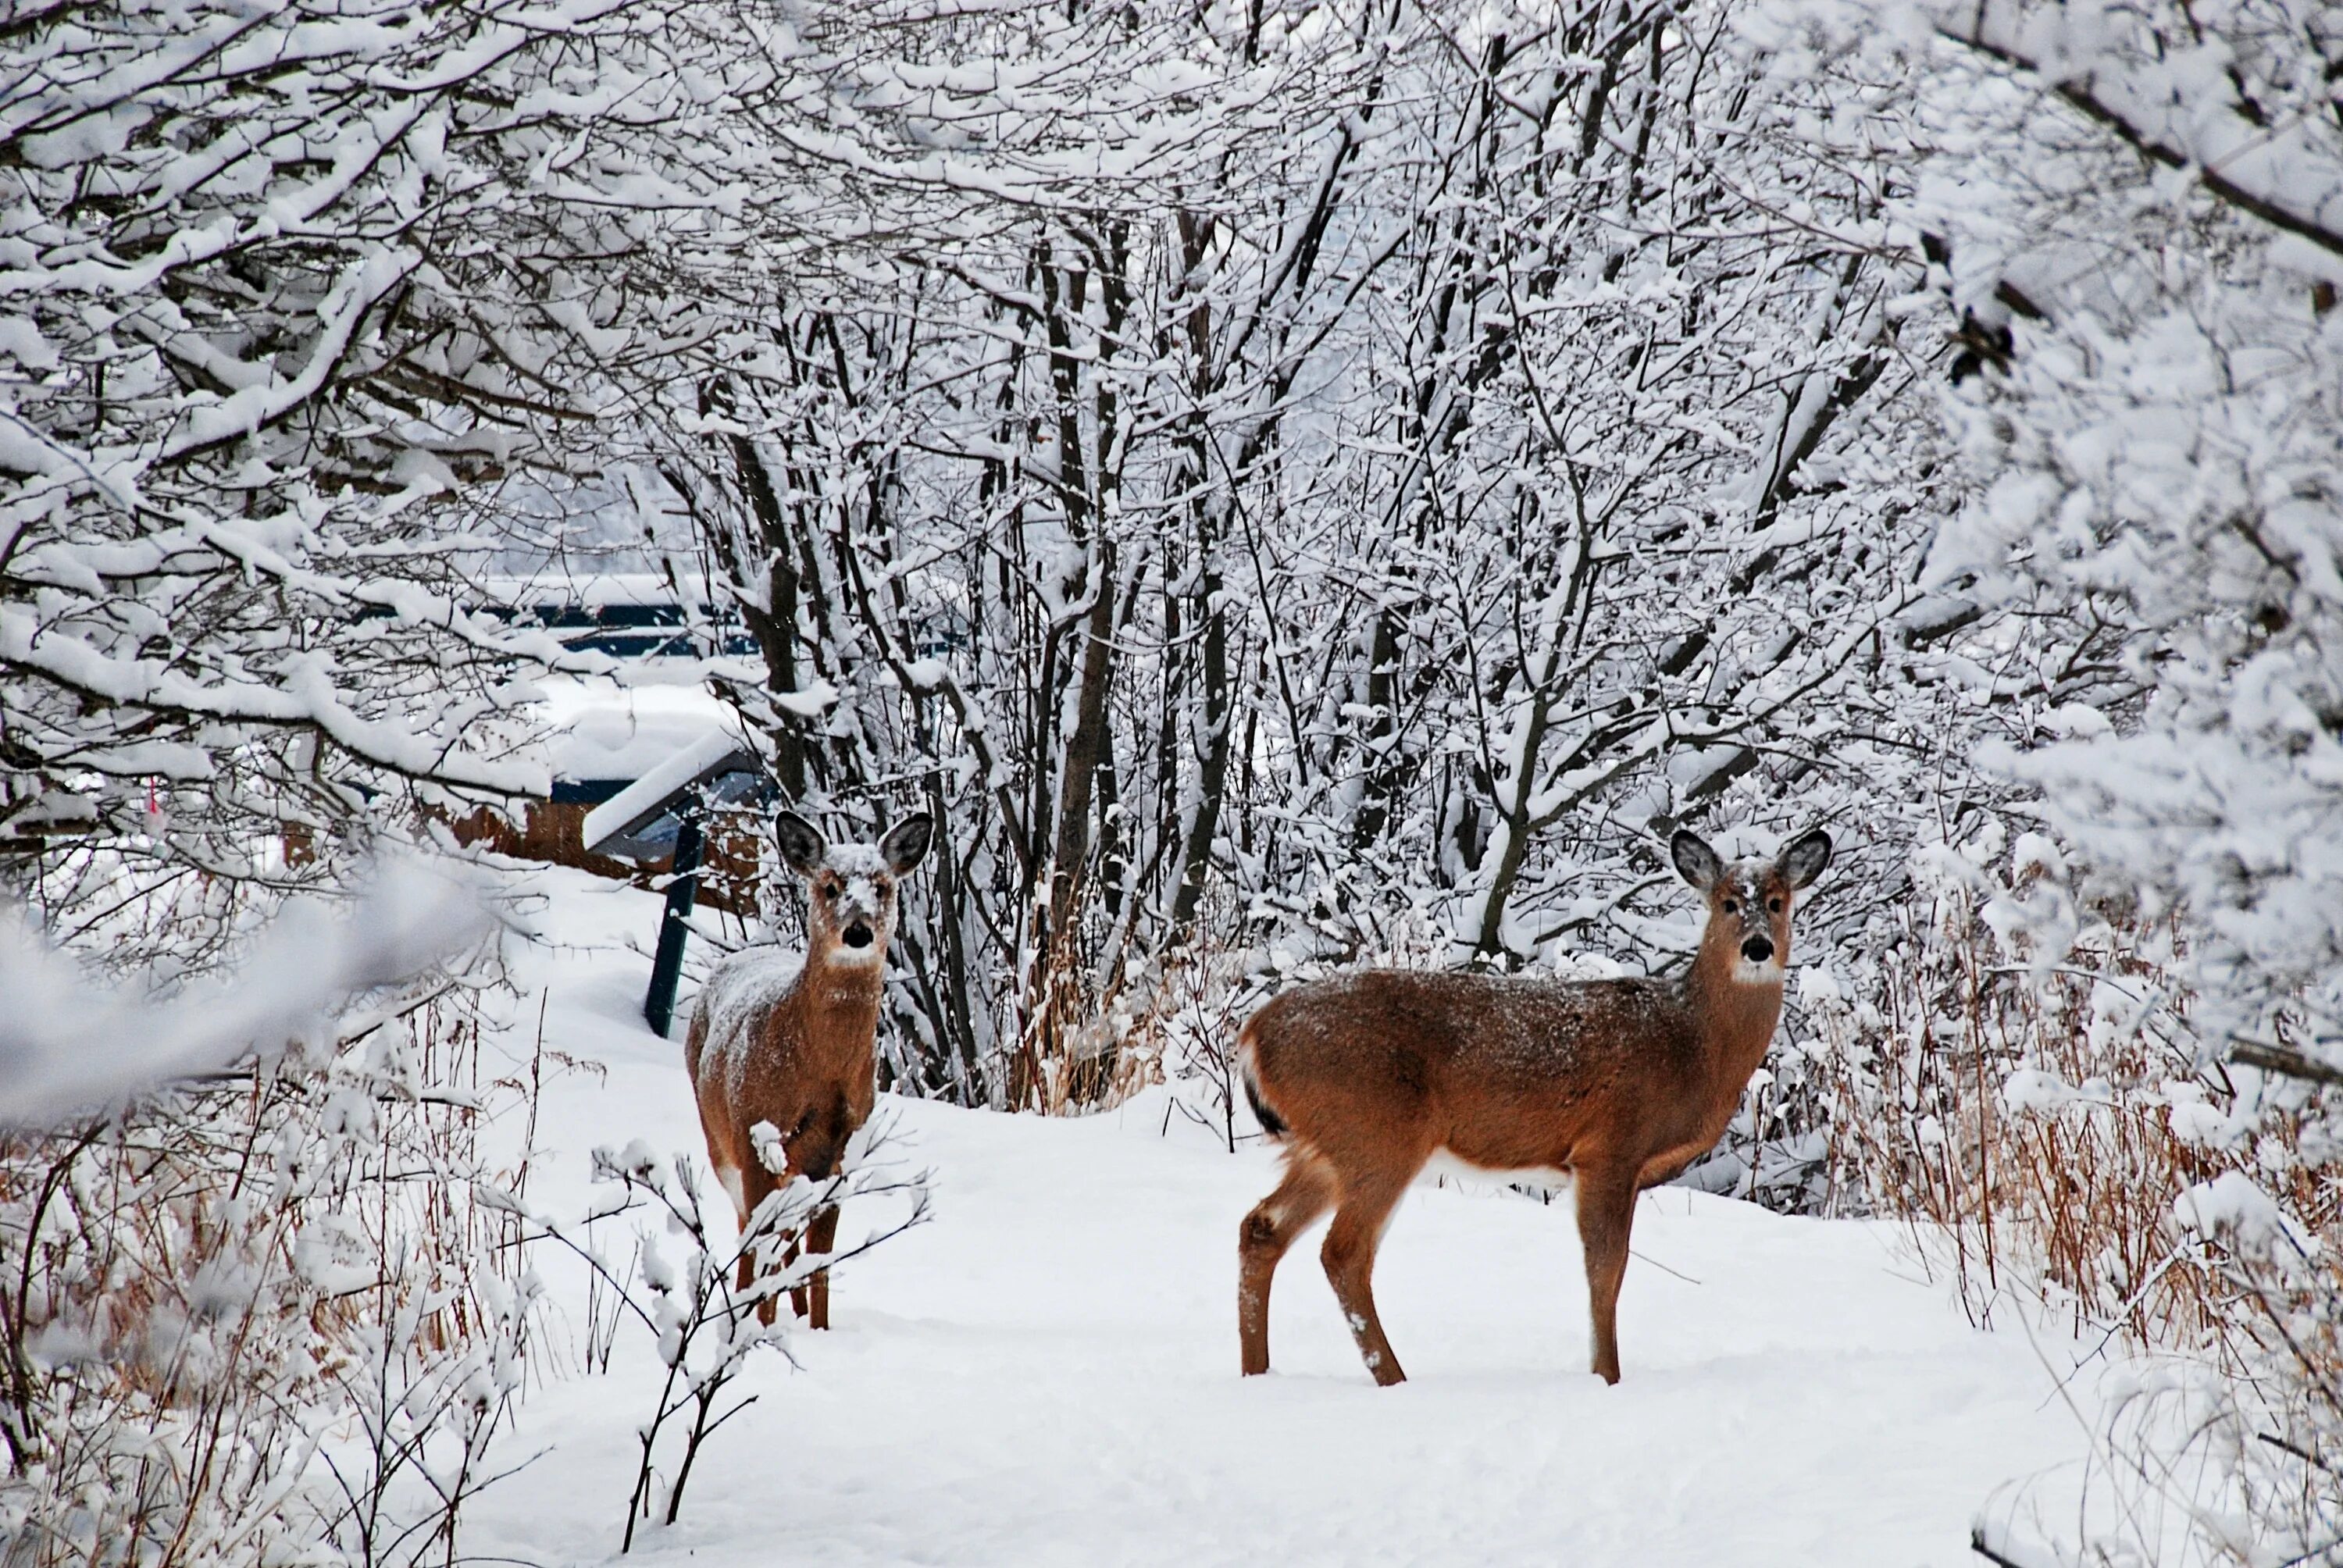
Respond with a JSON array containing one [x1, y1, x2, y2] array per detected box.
[[6, 0, 2343, 1559], [0, 985, 534, 1566]]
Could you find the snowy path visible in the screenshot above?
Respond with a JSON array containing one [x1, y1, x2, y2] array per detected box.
[[470, 871, 2089, 1566]]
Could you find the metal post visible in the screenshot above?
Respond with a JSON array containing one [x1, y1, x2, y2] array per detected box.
[[644, 807, 704, 1037]]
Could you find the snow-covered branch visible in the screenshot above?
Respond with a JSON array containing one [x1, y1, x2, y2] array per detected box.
[[0, 857, 492, 1126], [1925, 0, 2343, 256]]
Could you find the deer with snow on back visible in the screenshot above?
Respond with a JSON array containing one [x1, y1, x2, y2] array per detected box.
[[685, 810, 934, 1327], [1236, 826, 1831, 1386]]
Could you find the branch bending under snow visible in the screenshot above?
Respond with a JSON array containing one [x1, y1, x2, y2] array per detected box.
[[1933, 0, 2343, 258], [0, 859, 494, 1128], [2229, 1038, 2343, 1089]]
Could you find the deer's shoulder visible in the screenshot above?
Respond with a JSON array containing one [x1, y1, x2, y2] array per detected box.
[[694, 944, 808, 1054]]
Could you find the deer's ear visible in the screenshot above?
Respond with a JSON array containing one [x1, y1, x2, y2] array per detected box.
[[1779, 829, 1832, 890], [773, 811, 826, 876], [879, 813, 935, 875], [1671, 829, 1724, 892]]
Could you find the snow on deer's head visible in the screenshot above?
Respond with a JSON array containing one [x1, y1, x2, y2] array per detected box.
[[772, 811, 936, 968], [1670, 827, 1831, 987]]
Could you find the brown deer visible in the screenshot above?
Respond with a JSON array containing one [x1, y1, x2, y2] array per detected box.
[[1236, 826, 1831, 1386], [685, 809, 934, 1327]]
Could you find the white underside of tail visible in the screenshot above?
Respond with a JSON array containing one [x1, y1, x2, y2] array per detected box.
[[715, 1164, 745, 1220]]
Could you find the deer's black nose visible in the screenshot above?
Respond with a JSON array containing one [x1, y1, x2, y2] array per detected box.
[[1741, 935, 1774, 964], [843, 924, 875, 949]]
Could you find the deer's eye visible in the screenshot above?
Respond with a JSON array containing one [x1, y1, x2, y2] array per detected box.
[[1769, 897, 1783, 913], [1721, 899, 1739, 915]]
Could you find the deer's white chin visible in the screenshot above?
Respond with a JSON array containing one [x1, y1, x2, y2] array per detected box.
[[1731, 959, 1786, 987], [829, 942, 885, 968]]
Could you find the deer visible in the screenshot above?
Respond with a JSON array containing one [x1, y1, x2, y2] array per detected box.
[[1236, 825, 1831, 1387], [684, 808, 934, 1327]]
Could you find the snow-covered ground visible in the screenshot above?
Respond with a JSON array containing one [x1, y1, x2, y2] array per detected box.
[[469, 868, 2095, 1566]]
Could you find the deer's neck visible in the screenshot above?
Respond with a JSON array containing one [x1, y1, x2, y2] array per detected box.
[[798, 945, 886, 1021], [1683, 934, 1785, 1092]]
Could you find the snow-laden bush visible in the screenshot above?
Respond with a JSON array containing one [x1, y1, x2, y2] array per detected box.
[[1806, 825, 2343, 1564], [1686, 0, 2343, 1552], [1926, 194, 2343, 1058], [0, 857, 490, 1126], [1738, 0, 2343, 1109], [0, 987, 536, 1567], [0, 0, 814, 936], [533, 1117, 931, 1552], [1816, 825, 2221, 1335]]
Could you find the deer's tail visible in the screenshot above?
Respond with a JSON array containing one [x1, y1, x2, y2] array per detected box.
[[1238, 1021, 1288, 1139]]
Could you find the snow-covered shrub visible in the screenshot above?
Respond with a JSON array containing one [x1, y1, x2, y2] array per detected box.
[[533, 1117, 930, 1552], [0, 988, 537, 1567], [1817, 827, 2224, 1333], [0, 858, 490, 1127], [1902, 1, 2343, 1552], [1926, 210, 2343, 1057], [1972, 1178, 2342, 1567], [1689, 0, 2343, 1548], [1741, 0, 2343, 1141], [1810, 827, 2343, 1563]]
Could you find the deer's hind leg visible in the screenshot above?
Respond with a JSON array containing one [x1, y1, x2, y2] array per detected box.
[[1238, 1153, 1336, 1377], [1321, 1167, 1414, 1388]]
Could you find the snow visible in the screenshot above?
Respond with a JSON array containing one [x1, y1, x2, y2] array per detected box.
[[462, 867, 2100, 1566], [2002, 1067, 2089, 1114], [580, 729, 755, 854], [686, 944, 807, 1134], [825, 842, 889, 876], [2171, 1170, 2313, 1261], [692, 945, 807, 1060], [537, 676, 739, 782], [772, 677, 841, 716]]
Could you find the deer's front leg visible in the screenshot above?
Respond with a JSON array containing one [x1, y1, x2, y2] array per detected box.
[[1574, 1163, 1639, 1385]]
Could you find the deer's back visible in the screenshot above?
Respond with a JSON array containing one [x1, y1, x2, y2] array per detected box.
[[1243, 968, 1708, 1169]]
